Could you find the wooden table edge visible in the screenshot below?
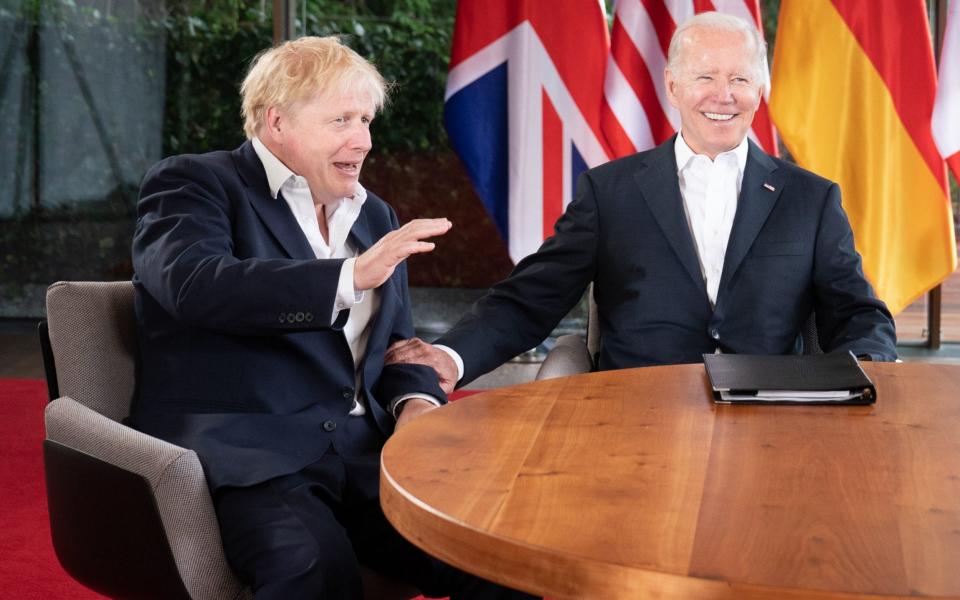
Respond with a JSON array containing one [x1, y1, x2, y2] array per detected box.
[[381, 450, 940, 600]]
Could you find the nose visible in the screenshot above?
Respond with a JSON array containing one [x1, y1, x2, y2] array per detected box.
[[349, 122, 372, 152], [712, 80, 735, 103]]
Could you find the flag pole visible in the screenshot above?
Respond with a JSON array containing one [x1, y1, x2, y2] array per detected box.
[[927, 0, 949, 350]]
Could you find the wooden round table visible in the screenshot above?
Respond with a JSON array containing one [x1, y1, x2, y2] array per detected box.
[[380, 362, 960, 599]]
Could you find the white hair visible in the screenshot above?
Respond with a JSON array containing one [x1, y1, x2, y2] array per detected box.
[[666, 11, 769, 87]]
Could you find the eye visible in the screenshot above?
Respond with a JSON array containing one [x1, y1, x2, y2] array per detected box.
[[697, 75, 713, 82], [361, 115, 372, 126]]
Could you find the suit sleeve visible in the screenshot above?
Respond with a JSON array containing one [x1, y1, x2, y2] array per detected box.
[[435, 171, 601, 384], [812, 183, 897, 360], [369, 206, 447, 415], [133, 155, 344, 335]]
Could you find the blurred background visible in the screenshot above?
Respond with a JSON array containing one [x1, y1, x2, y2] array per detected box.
[[0, 0, 957, 355]]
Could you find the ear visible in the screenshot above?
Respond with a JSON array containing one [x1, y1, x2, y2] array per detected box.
[[664, 68, 681, 109], [262, 105, 285, 144]]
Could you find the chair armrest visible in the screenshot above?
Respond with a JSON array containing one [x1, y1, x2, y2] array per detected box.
[[536, 334, 593, 380], [45, 397, 250, 600]]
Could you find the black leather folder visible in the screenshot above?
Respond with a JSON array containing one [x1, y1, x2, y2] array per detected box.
[[703, 351, 876, 404]]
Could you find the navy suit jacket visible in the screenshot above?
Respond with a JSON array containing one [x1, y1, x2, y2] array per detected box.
[[437, 136, 896, 384], [129, 141, 444, 491]]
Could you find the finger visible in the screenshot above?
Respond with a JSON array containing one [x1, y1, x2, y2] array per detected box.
[[385, 341, 421, 362], [387, 338, 420, 352], [398, 218, 452, 241], [385, 242, 436, 265], [385, 341, 426, 362]]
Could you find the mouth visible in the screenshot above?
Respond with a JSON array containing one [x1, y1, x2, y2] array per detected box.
[[703, 112, 736, 122], [333, 161, 361, 176]]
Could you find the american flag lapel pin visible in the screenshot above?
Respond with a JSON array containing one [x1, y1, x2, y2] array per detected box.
[[763, 183, 776, 192]]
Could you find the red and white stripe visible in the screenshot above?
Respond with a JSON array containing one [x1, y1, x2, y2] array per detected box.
[[933, 0, 960, 180], [601, 0, 777, 158]]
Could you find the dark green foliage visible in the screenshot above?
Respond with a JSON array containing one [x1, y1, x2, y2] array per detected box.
[[302, 0, 456, 154]]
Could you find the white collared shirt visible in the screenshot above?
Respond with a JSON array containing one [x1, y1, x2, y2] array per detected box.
[[253, 137, 377, 414], [674, 133, 749, 307]]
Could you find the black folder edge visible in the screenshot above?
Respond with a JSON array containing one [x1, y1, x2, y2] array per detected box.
[[703, 351, 877, 405]]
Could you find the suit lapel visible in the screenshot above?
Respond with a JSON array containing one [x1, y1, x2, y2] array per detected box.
[[717, 141, 784, 299], [347, 207, 374, 253], [232, 141, 315, 260], [634, 136, 708, 296]]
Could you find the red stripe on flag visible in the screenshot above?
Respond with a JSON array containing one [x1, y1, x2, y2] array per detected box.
[[830, 0, 947, 191], [611, 17, 675, 145], [693, 0, 717, 13], [751, 97, 778, 156], [948, 154, 960, 183], [601, 97, 638, 158], [640, 0, 678, 55], [742, 0, 764, 30], [542, 89, 564, 241]]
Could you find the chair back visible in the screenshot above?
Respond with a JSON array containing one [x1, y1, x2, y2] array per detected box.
[[45, 281, 136, 421]]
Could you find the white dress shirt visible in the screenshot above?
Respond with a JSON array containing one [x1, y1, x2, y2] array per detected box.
[[674, 132, 748, 307], [253, 138, 377, 415]]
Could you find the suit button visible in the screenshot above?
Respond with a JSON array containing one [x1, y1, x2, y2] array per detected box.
[[287, 312, 296, 322], [278, 313, 286, 323], [340, 386, 354, 400], [710, 329, 720, 340], [305, 312, 314, 322], [295, 311, 305, 322], [322, 420, 336, 432]]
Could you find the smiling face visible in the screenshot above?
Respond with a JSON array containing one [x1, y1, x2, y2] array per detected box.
[[263, 91, 375, 205], [665, 26, 762, 159]]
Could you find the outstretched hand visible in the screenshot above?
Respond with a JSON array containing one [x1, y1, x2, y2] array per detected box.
[[385, 337, 458, 394], [354, 218, 451, 291]]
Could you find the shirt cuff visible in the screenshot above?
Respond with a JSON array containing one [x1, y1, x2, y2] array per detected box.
[[331, 257, 364, 324], [434, 344, 464, 382], [389, 393, 442, 419]]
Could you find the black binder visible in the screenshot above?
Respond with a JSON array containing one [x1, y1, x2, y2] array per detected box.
[[703, 351, 876, 405]]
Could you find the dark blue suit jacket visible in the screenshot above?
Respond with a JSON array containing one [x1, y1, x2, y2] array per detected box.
[[438, 137, 896, 383], [129, 141, 444, 491]]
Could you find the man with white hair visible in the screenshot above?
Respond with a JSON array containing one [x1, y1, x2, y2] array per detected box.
[[131, 36, 534, 599], [388, 12, 896, 388]]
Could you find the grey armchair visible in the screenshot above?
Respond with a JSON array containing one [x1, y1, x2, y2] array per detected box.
[[40, 281, 415, 599], [535, 285, 599, 380], [41, 280, 249, 600]]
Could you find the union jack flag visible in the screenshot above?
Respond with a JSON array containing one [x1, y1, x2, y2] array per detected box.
[[444, 0, 613, 262]]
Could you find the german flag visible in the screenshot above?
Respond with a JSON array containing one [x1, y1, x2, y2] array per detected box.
[[770, 0, 956, 315]]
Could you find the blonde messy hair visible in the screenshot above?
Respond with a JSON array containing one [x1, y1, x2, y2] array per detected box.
[[240, 35, 387, 139]]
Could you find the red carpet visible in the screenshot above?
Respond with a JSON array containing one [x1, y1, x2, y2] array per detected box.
[[0, 378, 105, 599], [0, 379, 478, 599]]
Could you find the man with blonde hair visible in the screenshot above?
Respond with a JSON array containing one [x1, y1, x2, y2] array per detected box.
[[130, 36, 533, 599], [388, 12, 895, 388]]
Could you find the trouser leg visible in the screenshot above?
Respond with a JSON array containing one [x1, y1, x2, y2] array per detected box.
[[214, 454, 363, 600]]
